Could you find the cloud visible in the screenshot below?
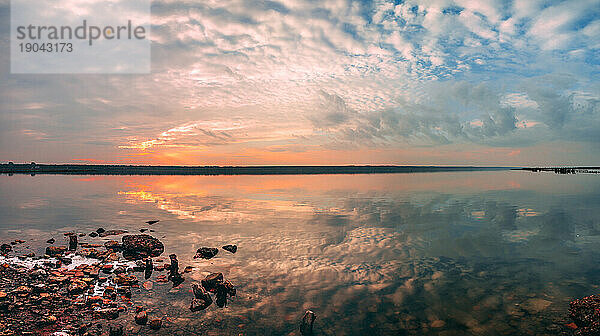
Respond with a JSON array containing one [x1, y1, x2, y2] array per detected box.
[[309, 91, 355, 129], [305, 81, 520, 147], [0, 0, 599, 163]]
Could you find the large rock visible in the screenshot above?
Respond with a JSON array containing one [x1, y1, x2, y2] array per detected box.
[[191, 283, 212, 311], [0, 244, 12, 254], [300, 310, 316, 335], [134, 311, 148, 325], [45, 246, 67, 257], [219, 280, 236, 297], [570, 295, 600, 335], [67, 280, 88, 295], [148, 318, 162, 330], [201, 273, 223, 293], [215, 280, 236, 308], [194, 247, 218, 259], [121, 234, 164, 260], [68, 235, 78, 251], [222, 244, 237, 253]]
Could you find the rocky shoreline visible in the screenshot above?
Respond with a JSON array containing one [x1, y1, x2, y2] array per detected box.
[[568, 295, 600, 336], [0, 229, 238, 335]]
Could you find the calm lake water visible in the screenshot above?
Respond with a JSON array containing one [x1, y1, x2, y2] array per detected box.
[[1, 170, 599, 335]]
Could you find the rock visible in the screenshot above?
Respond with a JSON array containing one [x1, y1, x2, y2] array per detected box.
[[14, 285, 33, 295], [86, 296, 102, 304], [46, 238, 56, 244], [190, 298, 212, 312], [146, 220, 160, 225], [68, 235, 78, 251], [117, 286, 132, 298], [215, 290, 227, 308], [171, 274, 185, 287], [431, 320, 446, 328], [104, 252, 119, 262], [68, 280, 88, 295], [133, 260, 146, 271], [96, 228, 105, 234], [77, 248, 104, 259], [98, 308, 120, 320], [167, 254, 184, 286], [191, 283, 212, 310], [144, 258, 153, 279], [0, 244, 12, 254], [183, 266, 193, 273], [201, 273, 224, 293], [121, 234, 164, 260], [213, 279, 235, 308], [104, 240, 121, 251], [89, 232, 98, 238], [565, 322, 578, 330], [57, 256, 72, 265], [31, 270, 47, 280], [45, 246, 67, 257], [109, 323, 123, 336], [523, 298, 551, 314], [169, 254, 179, 276], [194, 247, 218, 259], [148, 318, 162, 330], [99, 230, 128, 238], [156, 274, 169, 283], [135, 311, 148, 325], [222, 244, 237, 253], [114, 274, 138, 286], [570, 295, 600, 334], [219, 280, 236, 297], [300, 310, 316, 335], [113, 266, 127, 275]]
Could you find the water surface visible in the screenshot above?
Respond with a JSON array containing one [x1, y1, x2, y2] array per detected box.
[[1, 171, 599, 335]]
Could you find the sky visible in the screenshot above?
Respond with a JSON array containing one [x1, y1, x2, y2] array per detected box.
[[0, 0, 599, 166]]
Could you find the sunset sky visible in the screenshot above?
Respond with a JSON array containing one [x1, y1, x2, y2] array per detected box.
[[1, 0, 599, 166]]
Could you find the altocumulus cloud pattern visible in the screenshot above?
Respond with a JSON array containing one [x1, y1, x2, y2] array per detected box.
[[0, 0, 599, 164]]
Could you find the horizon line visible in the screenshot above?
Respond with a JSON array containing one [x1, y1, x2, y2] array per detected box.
[[0, 163, 519, 176]]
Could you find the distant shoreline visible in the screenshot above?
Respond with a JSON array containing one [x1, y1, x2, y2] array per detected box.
[[0, 163, 515, 176], [518, 167, 600, 174]]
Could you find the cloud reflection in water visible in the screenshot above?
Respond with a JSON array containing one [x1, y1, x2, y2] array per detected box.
[[110, 172, 600, 335], [1, 172, 600, 335]]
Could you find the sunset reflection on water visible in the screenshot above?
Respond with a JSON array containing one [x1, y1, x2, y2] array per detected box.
[[1, 171, 600, 335]]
